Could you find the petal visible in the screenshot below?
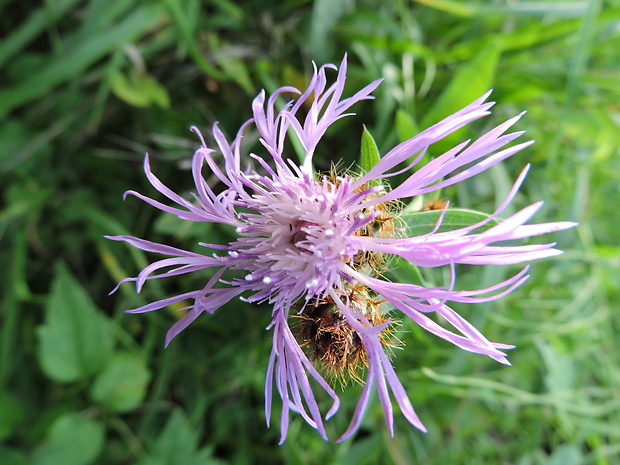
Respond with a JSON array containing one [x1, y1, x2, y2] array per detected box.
[[355, 91, 495, 188]]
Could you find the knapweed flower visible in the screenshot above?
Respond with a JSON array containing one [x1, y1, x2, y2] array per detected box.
[[108, 55, 576, 443]]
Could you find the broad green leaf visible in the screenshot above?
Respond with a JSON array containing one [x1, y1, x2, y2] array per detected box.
[[30, 413, 105, 465], [0, 446, 27, 465], [535, 339, 576, 393], [358, 126, 380, 184], [388, 256, 425, 286], [401, 208, 498, 237], [547, 444, 584, 465], [91, 351, 150, 412], [135, 410, 224, 465], [388, 209, 499, 286], [109, 69, 170, 108], [37, 263, 113, 382], [421, 41, 502, 129]]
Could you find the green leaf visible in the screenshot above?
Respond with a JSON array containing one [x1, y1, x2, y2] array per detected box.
[[163, 0, 227, 80], [413, 0, 476, 17], [36, 263, 113, 383], [31, 413, 105, 465], [218, 56, 254, 95], [309, 0, 351, 61], [0, 0, 83, 69], [0, 4, 167, 116], [421, 41, 502, 129], [109, 69, 171, 108], [0, 120, 53, 175], [0, 392, 23, 440], [401, 208, 498, 236], [135, 410, 224, 465], [358, 126, 381, 182], [91, 351, 150, 412], [0, 446, 28, 465], [387, 256, 425, 286], [535, 339, 576, 393], [395, 109, 419, 143], [547, 444, 584, 465]]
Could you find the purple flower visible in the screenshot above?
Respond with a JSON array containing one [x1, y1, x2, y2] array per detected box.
[[107, 55, 576, 443]]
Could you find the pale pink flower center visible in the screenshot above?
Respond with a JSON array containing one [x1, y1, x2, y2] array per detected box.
[[234, 177, 361, 302]]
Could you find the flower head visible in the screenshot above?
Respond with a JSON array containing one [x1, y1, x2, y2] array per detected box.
[[108, 55, 577, 443]]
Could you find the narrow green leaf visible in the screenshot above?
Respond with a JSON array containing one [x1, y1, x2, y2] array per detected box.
[[421, 41, 502, 129], [1, 229, 31, 388], [91, 351, 151, 412], [30, 413, 105, 465], [401, 208, 498, 236], [309, 0, 351, 61], [0, 0, 82, 68], [0, 391, 23, 440], [36, 263, 113, 383], [413, 0, 477, 17], [436, 16, 589, 63], [0, 120, 53, 176], [0, 4, 167, 116], [218, 56, 254, 95], [479, 2, 589, 18], [163, 0, 227, 80], [395, 109, 419, 143], [358, 126, 381, 182]]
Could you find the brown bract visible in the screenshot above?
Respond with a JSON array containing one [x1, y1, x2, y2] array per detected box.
[[292, 284, 399, 387], [422, 198, 448, 211], [289, 170, 403, 385]]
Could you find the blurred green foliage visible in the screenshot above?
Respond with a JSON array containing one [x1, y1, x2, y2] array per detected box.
[[1, 0, 619, 464]]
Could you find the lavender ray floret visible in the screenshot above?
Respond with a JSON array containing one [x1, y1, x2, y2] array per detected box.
[[108, 55, 577, 442]]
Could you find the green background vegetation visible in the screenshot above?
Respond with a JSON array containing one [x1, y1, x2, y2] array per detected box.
[[1, 0, 618, 463]]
